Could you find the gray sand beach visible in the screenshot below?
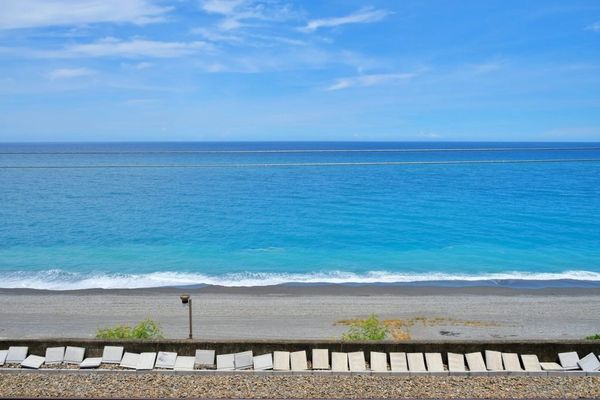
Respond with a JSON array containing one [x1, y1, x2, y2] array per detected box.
[[1, 285, 600, 340]]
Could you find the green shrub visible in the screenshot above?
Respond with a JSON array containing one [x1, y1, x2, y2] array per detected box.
[[585, 334, 600, 340], [96, 319, 164, 340], [342, 314, 389, 341]]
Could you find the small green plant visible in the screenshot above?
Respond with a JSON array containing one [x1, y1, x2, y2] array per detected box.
[[342, 314, 389, 341], [96, 319, 164, 340], [585, 334, 600, 340]]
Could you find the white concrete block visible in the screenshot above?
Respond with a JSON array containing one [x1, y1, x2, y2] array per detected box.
[[6, 346, 28, 363], [195, 350, 215, 368], [370, 352, 387, 372], [44, 347, 65, 364], [348, 352, 366, 372], [465, 352, 486, 372], [448, 353, 465, 372], [559, 352, 580, 370], [0, 350, 7, 366], [253, 353, 273, 370], [273, 351, 290, 371], [290, 351, 308, 371], [425, 353, 444, 372], [485, 350, 503, 371], [21, 355, 44, 369], [80, 357, 102, 369], [64, 346, 85, 364], [120, 352, 140, 369], [521, 354, 541, 371], [502, 353, 522, 371], [407, 353, 426, 372], [311, 349, 329, 370], [540, 362, 564, 371], [174, 356, 195, 371], [216, 353, 235, 370], [137, 352, 157, 370], [578, 353, 600, 372], [235, 351, 254, 370], [331, 352, 348, 372], [389, 352, 408, 372], [155, 351, 177, 369], [102, 346, 124, 364]]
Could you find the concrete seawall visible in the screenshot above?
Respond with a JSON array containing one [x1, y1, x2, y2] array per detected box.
[[2, 339, 599, 363]]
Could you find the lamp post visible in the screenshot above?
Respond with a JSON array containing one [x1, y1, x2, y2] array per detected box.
[[180, 294, 193, 339]]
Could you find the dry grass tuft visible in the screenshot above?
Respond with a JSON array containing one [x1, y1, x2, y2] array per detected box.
[[335, 316, 501, 341]]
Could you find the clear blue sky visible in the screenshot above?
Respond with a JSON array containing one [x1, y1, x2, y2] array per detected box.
[[1, 0, 599, 142]]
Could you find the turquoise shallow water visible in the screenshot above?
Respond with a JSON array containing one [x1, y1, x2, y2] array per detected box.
[[1, 142, 600, 289]]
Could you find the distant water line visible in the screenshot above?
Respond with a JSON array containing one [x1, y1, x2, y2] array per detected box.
[[2, 158, 600, 169], [2, 145, 600, 155]]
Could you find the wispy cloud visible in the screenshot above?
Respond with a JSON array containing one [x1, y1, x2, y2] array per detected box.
[[120, 61, 154, 70], [192, 27, 306, 48], [586, 21, 600, 32], [199, 0, 295, 31], [201, 0, 245, 15], [301, 7, 390, 33], [132, 62, 153, 70], [326, 72, 416, 91], [190, 27, 245, 43], [42, 37, 211, 58], [468, 62, 503, 74], [121, 98, 160, 106], [47, 67, 96, 80], [192, 0, 306, 60], [0, 0, 171, 30], [190, 47, 377, 74], [415, 132, 443, 139], [540, 127, 600, 140]]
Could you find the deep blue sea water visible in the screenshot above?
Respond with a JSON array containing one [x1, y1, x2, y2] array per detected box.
[[1, 142, 600, 289]]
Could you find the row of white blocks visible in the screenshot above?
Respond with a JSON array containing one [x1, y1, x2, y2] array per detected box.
[[2, 346, 600, 373]]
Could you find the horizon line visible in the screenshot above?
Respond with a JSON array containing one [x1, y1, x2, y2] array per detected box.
[[2, 140, 600, 144]]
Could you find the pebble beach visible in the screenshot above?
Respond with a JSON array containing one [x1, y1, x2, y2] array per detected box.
[[1, 373, 600, 399], [2, 286, 600, 340]]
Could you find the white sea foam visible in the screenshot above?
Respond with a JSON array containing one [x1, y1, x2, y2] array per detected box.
[[1, 269, 600, 290]]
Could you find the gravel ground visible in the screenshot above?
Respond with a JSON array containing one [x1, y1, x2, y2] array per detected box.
[[0, 374, 599, 399], [3, 286, 600, 340]]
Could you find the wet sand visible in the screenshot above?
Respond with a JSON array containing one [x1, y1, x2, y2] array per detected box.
[[1, 285, 599, 340]]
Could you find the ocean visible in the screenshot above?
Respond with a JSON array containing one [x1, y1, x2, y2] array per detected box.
[[1, 142, 600, 290]]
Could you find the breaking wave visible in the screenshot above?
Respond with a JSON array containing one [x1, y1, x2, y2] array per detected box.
[[2, 269, 600, 290]]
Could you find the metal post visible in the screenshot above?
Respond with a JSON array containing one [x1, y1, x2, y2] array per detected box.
[[180, 294, 193, 340], [188, 298, 193, 339]]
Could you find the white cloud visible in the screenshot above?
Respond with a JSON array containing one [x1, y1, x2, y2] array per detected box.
[[43, 37, 211, 58], [326, 72, 416, 91], [120, 61, 154, 70], [47, 67, 95, 80], [121, 98, 160, 106], [199, 0, 295, 31], [201, 0, 247, 15], [132, 62, 153, 70], [0, 0, 171, 30], [415, 132, 443, 139], [540, 127, 600, 140], [301, 7, 390, 33], [190, 27, 245, 43], [586, 21, 600, 32], [469, 62, 502, 74]]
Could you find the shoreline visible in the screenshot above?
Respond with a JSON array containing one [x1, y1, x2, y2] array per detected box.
[[3, 282, 600, 296], [3, 277, 600, 294]]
